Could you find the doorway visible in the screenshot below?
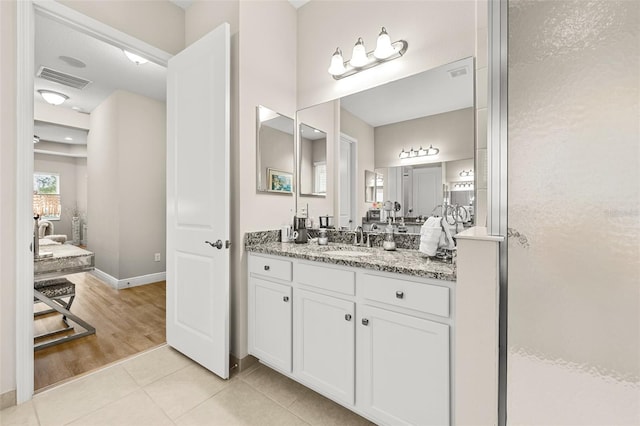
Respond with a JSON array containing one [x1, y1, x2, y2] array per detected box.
[[339, 134, 357, 229], [17, 1, 172, 402]]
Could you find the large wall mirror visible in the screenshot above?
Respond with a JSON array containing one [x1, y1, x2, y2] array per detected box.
[[295, 57, 475, 232], [256, 105, 295, 194], [299, 123, 327, 197]]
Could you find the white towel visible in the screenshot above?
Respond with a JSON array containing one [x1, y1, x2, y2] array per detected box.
[[438, 217, 456, 250], [419, 216, 442, 256]]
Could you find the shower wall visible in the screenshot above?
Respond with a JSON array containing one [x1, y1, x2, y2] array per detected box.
[[507, 0, 639, 424]]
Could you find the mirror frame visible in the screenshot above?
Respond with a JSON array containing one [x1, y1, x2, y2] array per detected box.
[[256, 105, 295, 196]]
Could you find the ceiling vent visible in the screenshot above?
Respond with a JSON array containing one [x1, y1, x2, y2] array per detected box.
[[448, 66, 468, 78], [36, 66, 92, 90]]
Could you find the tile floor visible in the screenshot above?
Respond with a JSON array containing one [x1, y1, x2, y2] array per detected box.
[[1, 345, 374, 426]]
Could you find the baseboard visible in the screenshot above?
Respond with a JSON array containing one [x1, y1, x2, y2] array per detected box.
[[91, 269, 166, 290], [0, 389, 16, 410], [230, 354, 258, 375]]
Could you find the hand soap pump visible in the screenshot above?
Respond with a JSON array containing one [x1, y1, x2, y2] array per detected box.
[[383, 218, 396, 251]]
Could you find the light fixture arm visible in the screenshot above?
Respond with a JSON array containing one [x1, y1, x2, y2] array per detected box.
[[331, 38, 408, 80]]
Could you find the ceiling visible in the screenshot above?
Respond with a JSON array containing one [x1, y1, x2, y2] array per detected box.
[[34, 120, 88, 145], [34, 12, 166, 119], [340, 57, 474, 128]]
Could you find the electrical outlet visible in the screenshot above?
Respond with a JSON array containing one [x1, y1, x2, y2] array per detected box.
[[154, 253, 161, 262]]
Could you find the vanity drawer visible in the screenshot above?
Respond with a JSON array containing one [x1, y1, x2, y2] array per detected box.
[[294, 262, 355, 296], [249, 254, 292, 282], [361, 274, 449, 318]]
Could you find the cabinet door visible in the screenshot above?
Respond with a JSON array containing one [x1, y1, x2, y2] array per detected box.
[[357, 305, 450, 426], [294, 288, 355, 405], [248, 277, 292, 372]]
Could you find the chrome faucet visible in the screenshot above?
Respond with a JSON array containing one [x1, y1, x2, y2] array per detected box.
[[353, 226, 364, 246]]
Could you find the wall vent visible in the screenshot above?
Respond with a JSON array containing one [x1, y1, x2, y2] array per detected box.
[[36, 66, 92, 90]]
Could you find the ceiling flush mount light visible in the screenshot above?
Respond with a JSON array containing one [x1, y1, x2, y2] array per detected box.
[[38, 89, 68, 106], [123, 50, 148, 65], [328, 27, 408, 80], [459, 169, 474, 177], [398, 144, 439, 159]]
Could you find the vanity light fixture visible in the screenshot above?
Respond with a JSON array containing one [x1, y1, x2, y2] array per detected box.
[[399, 145, 439, 159], [123, 50, 148, 65], [328, 27, 408, 80], [38, 90, 68, 106], [454, 182, 474, 189], [459, 169, 474, 177]]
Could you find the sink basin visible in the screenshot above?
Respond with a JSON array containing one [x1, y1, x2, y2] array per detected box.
[[322, 250, 373, 257]]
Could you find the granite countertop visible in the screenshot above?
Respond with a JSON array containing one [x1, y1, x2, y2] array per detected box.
[[246, 241, 456, 282]]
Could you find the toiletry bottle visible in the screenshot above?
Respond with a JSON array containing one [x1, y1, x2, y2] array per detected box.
[[383, 218, 396, 251]]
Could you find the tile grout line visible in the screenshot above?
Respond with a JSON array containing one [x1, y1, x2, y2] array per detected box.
[[238, 367, 314, 425]]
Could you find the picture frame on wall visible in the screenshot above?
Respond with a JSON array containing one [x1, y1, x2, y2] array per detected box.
[[267, 168, 293, 193]]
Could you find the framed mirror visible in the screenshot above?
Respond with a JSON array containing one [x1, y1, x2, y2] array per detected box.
[[256, 105, 294, 194], [299, 123, 327, 198], [295, 56, 475, 231], [364, 170, 383, 203]]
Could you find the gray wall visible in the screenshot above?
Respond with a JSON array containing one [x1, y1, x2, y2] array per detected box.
[[374, 107, 474, 168], [259, 125, 294, 189], [88, 89, 166, 280]]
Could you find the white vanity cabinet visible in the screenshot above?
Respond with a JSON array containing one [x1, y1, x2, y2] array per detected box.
[[294, 288, 355, 405], [247, 254, 293, 372], [357, 305, 450, 425], [356, 273, 451, 425], [247, 252, 454, 426]]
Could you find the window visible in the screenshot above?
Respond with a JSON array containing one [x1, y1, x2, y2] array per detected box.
[[313, 162, 327, 194], [33, 172, 61, 220]]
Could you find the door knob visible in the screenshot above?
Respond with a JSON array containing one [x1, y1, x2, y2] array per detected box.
[[345, 314, 352, 321], [205, 240, 223, 249], [396, 291, 404, 299], [362, 318, 369, 326], [283, 296, 289, 302]]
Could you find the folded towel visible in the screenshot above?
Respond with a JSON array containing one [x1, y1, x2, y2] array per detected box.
[[438, 217, 456, 250], [419, 217, 442, 256]]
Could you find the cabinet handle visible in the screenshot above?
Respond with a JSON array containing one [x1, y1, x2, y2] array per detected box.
[[283, 296, 289, 302], [345, 314, 352, 321], [264, 265, 270, 271], [362, 318, 369, 326], [396, 291, 404, 299]]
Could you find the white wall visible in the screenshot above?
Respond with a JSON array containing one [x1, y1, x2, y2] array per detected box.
[[507, 1, 640, 424], [58, 0, 185, 55], [0, 0, 17, 404], [88, 90, 166, 280], [34, 153, 86, 238], [296, 1, 476, 109], [374, 107, 474, 168]]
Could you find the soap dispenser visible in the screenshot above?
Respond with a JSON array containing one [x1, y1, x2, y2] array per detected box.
[[383, 218, 396, 251]]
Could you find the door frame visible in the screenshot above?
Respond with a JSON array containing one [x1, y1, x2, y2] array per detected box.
[[15, 0, 172, 403], [338, 133, 357, 229]]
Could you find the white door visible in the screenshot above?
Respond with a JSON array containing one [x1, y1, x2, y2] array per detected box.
[[294, 288, 355, 405], [166, 23, 230, 379], [339, 137, 353, 229], [412, 166, 442, 217], [357, 305, 450, 425]]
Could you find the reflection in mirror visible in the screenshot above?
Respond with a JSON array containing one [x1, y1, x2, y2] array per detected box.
[[256, 105, 294, 194], [364, 170, 383, 203], [342, 57, 475, 231], [299, 123, 327, 197]]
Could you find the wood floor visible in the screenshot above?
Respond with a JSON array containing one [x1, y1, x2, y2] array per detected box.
[[34, 272, 166, 391]]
